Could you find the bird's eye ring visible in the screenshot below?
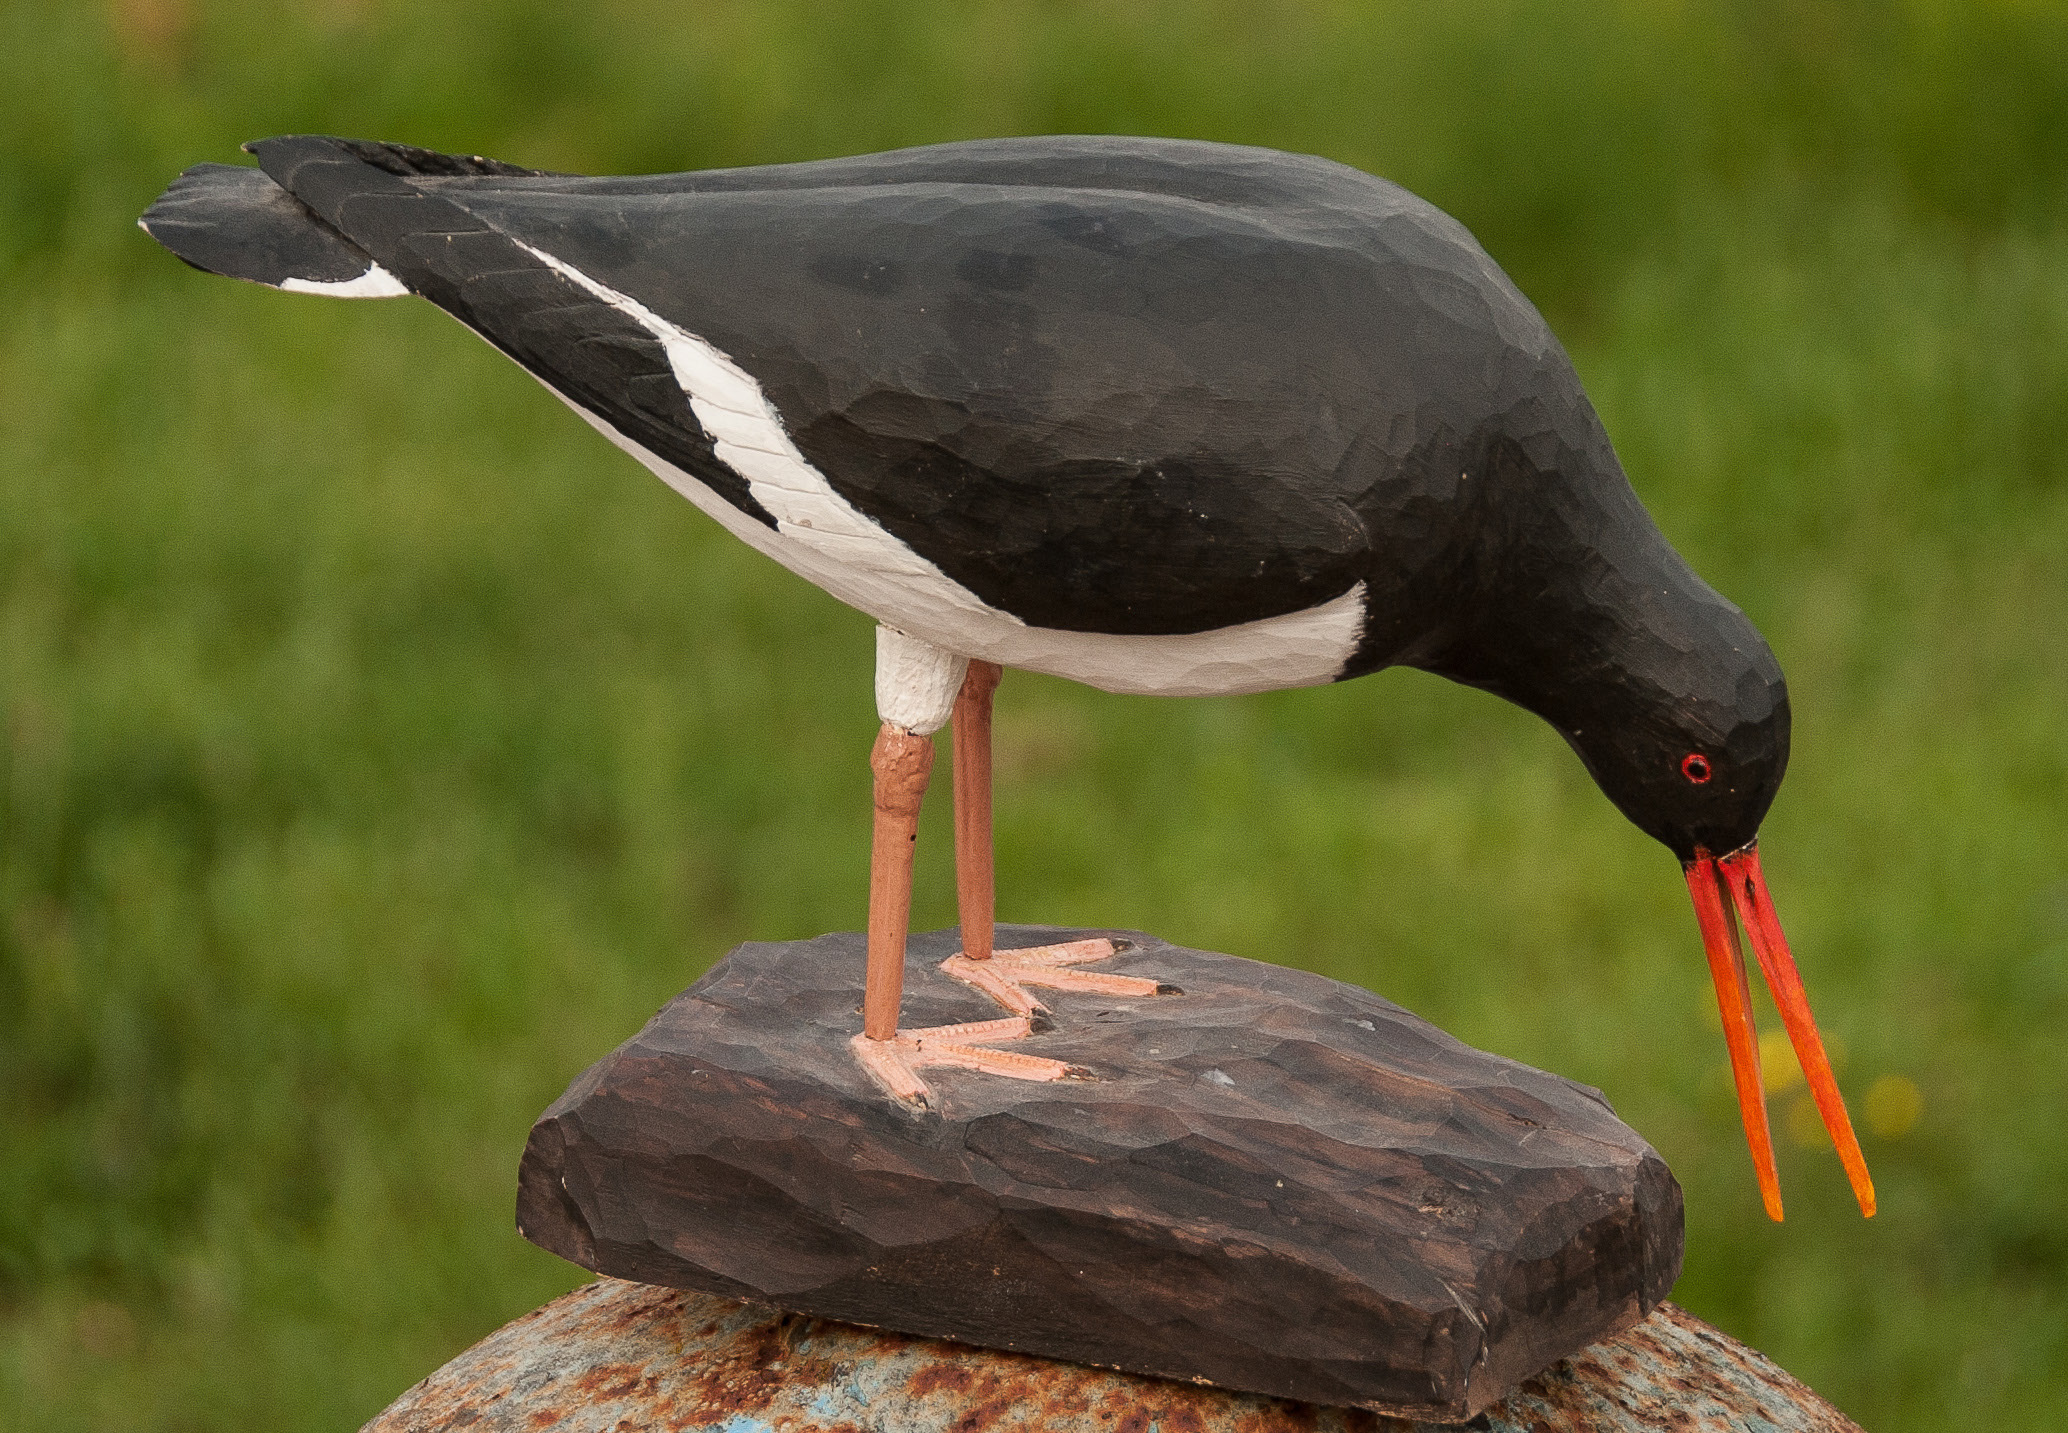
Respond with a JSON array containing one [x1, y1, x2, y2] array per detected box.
[[1681, 753, 1713, 785]]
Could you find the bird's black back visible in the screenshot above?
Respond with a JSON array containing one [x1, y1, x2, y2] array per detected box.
[[206, 135, 1622, 648]]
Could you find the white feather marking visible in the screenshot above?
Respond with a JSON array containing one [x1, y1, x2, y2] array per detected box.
[[512, 242, 1368, 697], [280, 265, 410, 298]]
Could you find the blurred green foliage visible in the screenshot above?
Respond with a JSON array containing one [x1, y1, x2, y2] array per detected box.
[[3, 1, 2066, 1428]]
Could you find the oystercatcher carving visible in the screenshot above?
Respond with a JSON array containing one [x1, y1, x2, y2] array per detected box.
[[142, 134, 1872, 1219]]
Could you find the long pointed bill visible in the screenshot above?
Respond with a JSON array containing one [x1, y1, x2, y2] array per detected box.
[[1718, 844, 1877, 1218], [1685, 853, 1784, 1220]]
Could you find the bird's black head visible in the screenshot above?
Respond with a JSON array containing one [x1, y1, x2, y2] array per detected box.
[[1553, 595, 1790, 863], [1479, 567, 1877, 1221], [1482, 589, 1877, 1223]]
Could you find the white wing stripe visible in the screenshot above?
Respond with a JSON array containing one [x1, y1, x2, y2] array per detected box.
[[516, 239, 973, 589], [696, 407, 794, 454], [663, 345, 764, 415]]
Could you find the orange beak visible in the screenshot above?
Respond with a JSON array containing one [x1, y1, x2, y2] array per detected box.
[[1683, 843, 1875, 1220]]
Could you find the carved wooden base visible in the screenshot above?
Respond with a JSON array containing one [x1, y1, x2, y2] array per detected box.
[[516, 925, 1684, 1421]]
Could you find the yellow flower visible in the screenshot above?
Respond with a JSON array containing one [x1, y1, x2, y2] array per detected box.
[[1865, 1074, 1923, 1139]]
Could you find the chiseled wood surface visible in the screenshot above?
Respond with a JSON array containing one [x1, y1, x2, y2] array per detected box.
[[365, 1279, 1864, 1433], [517, 926, 1682, 1421]]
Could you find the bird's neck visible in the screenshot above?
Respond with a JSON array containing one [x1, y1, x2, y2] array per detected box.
[[1408, 470, 1754, 742]]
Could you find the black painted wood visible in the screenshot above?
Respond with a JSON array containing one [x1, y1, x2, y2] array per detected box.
[[517, 925, 1683, 1421], [141, 134, 1790, 862]]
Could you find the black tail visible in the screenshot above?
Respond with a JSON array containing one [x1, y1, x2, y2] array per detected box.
[[137, 138, 763, 520], [138, 137, 552, 296], [139, 161, 393, 291]]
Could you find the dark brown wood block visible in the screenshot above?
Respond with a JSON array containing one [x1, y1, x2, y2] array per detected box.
[[517, 926, 1683, 1422]]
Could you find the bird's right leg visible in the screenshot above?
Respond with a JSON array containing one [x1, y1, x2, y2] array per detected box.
[[862, 723, 934, 1041], [860, 627, 964, 1042]]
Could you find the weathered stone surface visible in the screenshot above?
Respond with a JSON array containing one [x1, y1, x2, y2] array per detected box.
[[364, 1279, 1865, 1433], [517, 926, 1683, 1421]]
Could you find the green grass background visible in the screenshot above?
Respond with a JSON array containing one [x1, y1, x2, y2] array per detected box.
[[4, 1, 2066, 1427]]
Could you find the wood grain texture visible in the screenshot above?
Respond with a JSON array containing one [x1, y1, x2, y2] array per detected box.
[[363, 1280, 1864, 1433], [517, 926, 1683, 1421]]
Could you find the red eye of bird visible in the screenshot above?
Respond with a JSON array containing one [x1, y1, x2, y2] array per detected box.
[[1682, 753, 1713, 784]]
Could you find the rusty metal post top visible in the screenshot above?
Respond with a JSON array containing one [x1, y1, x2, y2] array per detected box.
[[365, 1279, 1864, 1433]]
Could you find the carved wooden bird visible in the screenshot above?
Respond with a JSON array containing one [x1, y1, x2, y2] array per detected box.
[[142, 134, 1872, 1219]]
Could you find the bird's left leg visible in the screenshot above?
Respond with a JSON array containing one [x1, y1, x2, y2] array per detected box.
[[937, 657, 1177, 1014], [951, 659, 1002, 962]]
